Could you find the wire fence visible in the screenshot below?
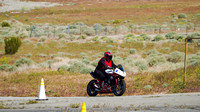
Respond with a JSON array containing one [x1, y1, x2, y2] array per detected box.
[[0, 23, 200, 38]]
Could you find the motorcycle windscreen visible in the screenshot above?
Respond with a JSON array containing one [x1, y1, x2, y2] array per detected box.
[[114, 68, 126, 77]]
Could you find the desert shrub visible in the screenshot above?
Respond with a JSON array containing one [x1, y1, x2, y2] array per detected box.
[[58, 33, 68, 39], [82, 27, 95, 36], [37, 42, 43, 46], [50, 54, 57, 58], [4, 36, 22, 55], [25, 53, 32, 57], [15, 58, 34, 67], [80, 67, 93, 74], [0, 38, 4, 44], [106, 45, 113, 49], [19, 31, 29, 38], [78, 34, 87, 39], [124, 34, 135, 38], [178, 13, 187, 19], [39, 36, 46, 42], [138, 63, 148, 72], [187, 54, 200, 66], [134, 59, 146, 66], [0, 57, 8, 65], [82, 58, 90, 64], [68, 61, 92, 74], [164, 47, 171, 52], [23, 39, 31, 44], [140, 34, 151, 41], [162, 83, 168, 88], [38, 53, 47, 57], [57, 65, 69, 73], [125, 37, 137, 43], [168, 39, 178, 43], [1, 21, 11, 27], [165, 32, 178, 39], [40, 60, 53, 68], [153, 34, 165, 41], [187, 32, 200, 39], [91, 59, 98, 67], [147, 49, 160, 56], [91, 36, 99, 42], [136, 36, 144, 41], [147, 55, 166, 67], [171, 74, 184, 93], [105, 38, 114, 43], [144, 85, 152, 89], [0, 64, 16, 72], [198, 43, 200, 47], [129, 48, 137, 54], [167, 51, 184, 63]]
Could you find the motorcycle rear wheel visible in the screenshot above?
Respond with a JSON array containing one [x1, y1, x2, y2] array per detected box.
[[113, 79, 126, 96], [87, 80, 98, 96]]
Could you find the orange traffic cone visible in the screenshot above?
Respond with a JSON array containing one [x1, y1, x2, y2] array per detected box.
[[36, 78, 48, 101], [81, 102, 86, 112]]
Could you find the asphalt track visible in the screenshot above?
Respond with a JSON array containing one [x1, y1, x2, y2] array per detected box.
[[0, 93, 200, 112]]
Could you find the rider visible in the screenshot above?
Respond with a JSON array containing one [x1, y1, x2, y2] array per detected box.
[[94, 51, 117, 89]]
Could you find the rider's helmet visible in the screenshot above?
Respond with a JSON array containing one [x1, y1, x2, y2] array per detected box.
[[104, 51, 112, 62]]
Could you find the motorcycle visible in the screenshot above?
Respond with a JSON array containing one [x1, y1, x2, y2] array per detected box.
[[87, 65, 126, 96]]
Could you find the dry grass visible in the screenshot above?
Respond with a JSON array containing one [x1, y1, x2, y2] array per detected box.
[[0, 62, 199, 96], [1, 0, 200, 25]]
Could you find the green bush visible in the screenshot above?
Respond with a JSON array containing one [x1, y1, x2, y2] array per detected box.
[[4, 36, 22, 55], [178, 13, 187, 19], [138, 63, 148, 72], [82, 58, 90, 64], [40, 60, 53, 68], [25, 53, 32, 57], [125, 37, 137, 43], [37, 42, 43, 46], [23, 39, 31, 44], [1, 21, 11, 27], [57, 65, 69, 73], [124, 34, 135, 38], [129, 48, 137, 54], [165, 32, 178, 39], [147, 49, 160, 56], [0, 38, 4, 44], [91, 36, 99, 42], [39, 36, 46, 42], [147, 55, 166, 67], [144, 85, 152, 89], [140, 34, 151, 41], [80, 67, 93, 74], [167, 51, 184, 63], [15, 58, 34, 67], [106, 45, 113, 49], [188, 54, 200, 66], [68, 61, 92, 74], [0, 64, 16, 72], [153, 34, 165, 41], [78, 34, 87, 39], [38, 53, 47, 57]]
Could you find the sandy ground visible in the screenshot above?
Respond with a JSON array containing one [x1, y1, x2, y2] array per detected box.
[[0, 0, 61, 12], [0, 93, 200, 112]]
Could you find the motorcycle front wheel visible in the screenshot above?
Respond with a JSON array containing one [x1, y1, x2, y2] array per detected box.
[[113, 79, 126, 96], [87, 80, 98, 96]]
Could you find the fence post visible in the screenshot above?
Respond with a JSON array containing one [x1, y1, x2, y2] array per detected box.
[[53, 26, 56, 38], [67, 25, 70, 35]]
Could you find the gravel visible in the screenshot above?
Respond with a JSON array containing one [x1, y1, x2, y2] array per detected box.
[[0, 0, 62, 12]]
